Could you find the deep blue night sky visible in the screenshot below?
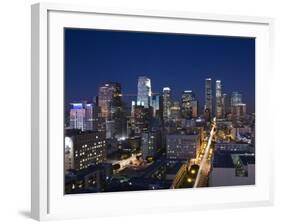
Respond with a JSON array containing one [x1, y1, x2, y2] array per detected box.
[[65, 28, 255, 113]]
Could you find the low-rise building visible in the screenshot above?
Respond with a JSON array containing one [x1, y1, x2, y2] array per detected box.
[[209, 151, 255, 187], [166, 129, 200, 161]]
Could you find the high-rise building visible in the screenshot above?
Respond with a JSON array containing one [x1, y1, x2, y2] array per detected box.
[[69, 103, 85, 131], [231, 92, 246, 120], [141, 130, 161, 159], [131, 101, 136, 116], [150, 95, 163, 118], [84, 103, 94, 131], [216, 80, 223, 118], [181, 90, 198, 118], [232, 103, 247, 120], [231, 91, 242, 107], [133, 105, 153, 134], [64, 129, 106, 171], [98, 82, 122, 119], [222, 93, 231, 117], [205, 78, 212, 117], [170, 101, 181, 120], [105, 120, 116, 139], [137, 76, 152, 108], [163, 87, 172, 120]]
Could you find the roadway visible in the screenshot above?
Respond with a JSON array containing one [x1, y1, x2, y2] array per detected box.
[[193, 117, 216, 188]]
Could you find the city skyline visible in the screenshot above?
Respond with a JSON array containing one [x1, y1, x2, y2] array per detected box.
[[64, 28, 255, 194], [65, 28, 255, 113]]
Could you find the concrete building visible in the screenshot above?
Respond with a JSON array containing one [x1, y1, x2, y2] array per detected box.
[[64, 129, 107, 171], [215, 143, 254, 153], [209, 151, 255, 187], [141, 130, 161, 159], [69, 103, 85, 131], [166, 130, 200, 161], [65, 163, 113, 194]]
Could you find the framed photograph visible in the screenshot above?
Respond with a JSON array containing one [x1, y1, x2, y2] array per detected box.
[[31, 2, 274, 221]]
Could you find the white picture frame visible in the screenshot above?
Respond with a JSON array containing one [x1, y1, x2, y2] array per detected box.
[[31, 2, 274, 221]]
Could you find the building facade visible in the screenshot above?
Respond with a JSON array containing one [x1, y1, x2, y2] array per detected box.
[[163, 87, 172, 120], [137, 76, 152, 108], [222, 93, 231, 118], [215, 80, 223, 118], [166, 130, 200, 160], [98, 82, 122, 120], [209, 152, 255, 187], [205, 78, 212, 117], [64, 130, 107, 171], [69, 103, 86, 131], [181, 90, 198, 119], [141, 130, 161, 159]]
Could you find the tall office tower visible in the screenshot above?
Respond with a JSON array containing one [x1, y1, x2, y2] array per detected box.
[[205, 78, 212, 117], [69, 103, 86, 131], [222, 93, 231, 117], [150, 95, 163, 118], [137, 76, 152, 108], [231, 91, 242, 107], [131, 101, 136, 116], [84, 103, 94, 131], [181, 90, 198, 119], [133, 105, 153, 134], [141, 130, 161, 159], [98, 82, 122, 120], [170, 101, 181, 120], [231, 92, 246, 121], [216, 80, 223, 118], [163, 87, 172, 120], [232, 103, 247, 120]]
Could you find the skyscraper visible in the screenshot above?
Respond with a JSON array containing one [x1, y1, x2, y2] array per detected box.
[[141, 130, 161, 159], [98, 82, 122, 120], [222, 93, 231, 117], [163, 87, 172, 120], [205, 78, 212, 117], [84, 103, 94, 131], [69, 103, 85, 131], [181, 90, 198, 119], [216, 80, 223, 118], [232, 103, 247, 120], [150, 95, 163, 118], [170, 101, 181, 120], [137, 76, 152, 108], [231, 92, 246, 120], [133, 105, 153, 134], [231, 91, 242, 107]]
